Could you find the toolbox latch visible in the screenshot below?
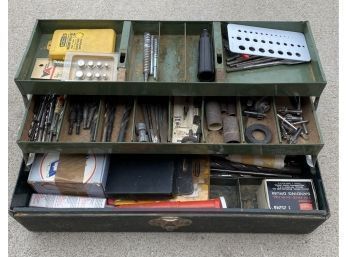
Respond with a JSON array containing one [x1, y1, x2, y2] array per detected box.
[[148, 216, 192, 231]]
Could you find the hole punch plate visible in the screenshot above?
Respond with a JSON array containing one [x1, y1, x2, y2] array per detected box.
[[227, 24, 311, 62]]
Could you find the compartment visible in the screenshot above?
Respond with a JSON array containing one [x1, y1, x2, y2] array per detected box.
[[170, 96, 203, 143], [275, 96, 322, 145], [220, 21, 326, 86], [185, 22, 213, 82], [133, 96, 170, 143], [16, 20, 123, 81], [203, 96, 242, 144], [238, 178, 262, 209], [158, 22, 186, 82], [127, 21, 160, 82], [9, 155, 330, 233], [15, 20, 326, 97], [58, 96, 103, 143], [240, 96, 280, 144], [98, 96, 135, 142], [17, 95, 323, 155], [18, 95, 67, 142], [209, 178, 241, 208]]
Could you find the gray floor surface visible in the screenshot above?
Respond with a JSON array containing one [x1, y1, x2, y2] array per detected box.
[[8, 0, 338, 256]]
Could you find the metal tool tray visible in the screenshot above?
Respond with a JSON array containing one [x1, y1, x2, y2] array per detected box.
[[9, 155, 330, 233], [16, 95, 323, 156], [15, 20, 326, 97]]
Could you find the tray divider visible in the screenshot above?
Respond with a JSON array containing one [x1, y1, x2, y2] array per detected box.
[[118, 21, 132, 81], [167, 96, 173, 142], [236, 97, 245, 143], [184, 22, 187, 82], [212, 22, 225, 82], [157, 21, 161, 81], [57, 96, 71, 142], [236, 178, 243, 208], [201, 97, 206, 143], [94, 98, 104, 142], [130, 97, 138, 142], [272, 96, 283, 144], [55, 95, 68, 141]]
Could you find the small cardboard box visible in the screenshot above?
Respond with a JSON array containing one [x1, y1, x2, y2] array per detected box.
[[28, 153, 109, 197], [29, 194, 106, 208], [257, 179, 318, 211]]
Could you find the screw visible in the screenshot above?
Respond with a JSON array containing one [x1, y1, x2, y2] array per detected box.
[[277, 107, 302, 116], [292, 120, 309, 125], [285, 114, 303, 122], [289, 127, 302, 144], [277, 114, 297, 132], [243, 110, 266, 120]]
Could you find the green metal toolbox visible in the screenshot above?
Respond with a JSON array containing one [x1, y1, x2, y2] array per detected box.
[[10, 19, 330, 233]]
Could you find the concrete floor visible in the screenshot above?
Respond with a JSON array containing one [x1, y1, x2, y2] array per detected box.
[[8, 0, 338, 256]]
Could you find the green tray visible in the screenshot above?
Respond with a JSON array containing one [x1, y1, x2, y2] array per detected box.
[[15, 20, 326, 97], [17, 95, 323, 156]]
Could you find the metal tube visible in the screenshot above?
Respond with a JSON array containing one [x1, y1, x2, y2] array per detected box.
[[205, 101, 222, 131], [222, 116, 240, 143]]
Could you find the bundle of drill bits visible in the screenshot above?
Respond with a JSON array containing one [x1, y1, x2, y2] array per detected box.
[[143, 32, 159, 81], [28, 95, 65, 142], [68, 98, 99, 142], [102, 101, 116, 142], [277, 97, 309, 144], [136, 103, 167, 143]]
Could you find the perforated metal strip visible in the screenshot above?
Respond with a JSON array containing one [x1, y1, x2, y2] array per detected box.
[[227, 24, 311, 62]]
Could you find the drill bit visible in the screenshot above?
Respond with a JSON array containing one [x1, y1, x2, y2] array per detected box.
[[117, 102, 132, 142], [143, 32, 151, 82], [102, 103, 116, 142], [75, 104, 83, 135], [68, 104, 77, 135], [83, 103, 89, 129], [153, 36, 159, 80], [49, 96, 65, 142]]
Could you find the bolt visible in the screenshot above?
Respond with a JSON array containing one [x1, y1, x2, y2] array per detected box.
[[277, 107, 302, 116], [86, 72, 93, 80], [96, 61, 103, 68], [77, 59, 85, 68], [244, 110, 266, 120], [292, 120, 309, 125], [285, 114, 303, 122], [87, 60, 94, 68], [289, 127, 302, 144], [95, 73, 101, 80], [277, 114, 297, 132], [136, 122, 149, 142], [75, 70, 84, 80]]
